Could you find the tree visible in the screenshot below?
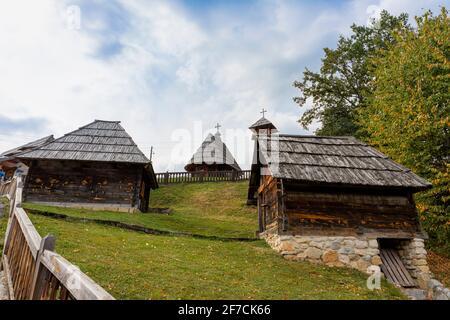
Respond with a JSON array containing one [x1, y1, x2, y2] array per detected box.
[[359, 8, 449, 178], [358, 8, 449, 251], [293, 11, 410, 136]]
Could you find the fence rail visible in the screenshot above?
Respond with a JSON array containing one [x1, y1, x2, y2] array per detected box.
[[0, 176, 114, 300], [156, 170, 251, 185]]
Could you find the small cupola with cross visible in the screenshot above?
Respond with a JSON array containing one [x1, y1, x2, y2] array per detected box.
[[249, 108, 277, 136]]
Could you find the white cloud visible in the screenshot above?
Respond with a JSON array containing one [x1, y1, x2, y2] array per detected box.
[[0, 0, 444, 171]]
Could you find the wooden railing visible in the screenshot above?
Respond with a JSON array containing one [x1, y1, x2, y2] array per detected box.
[[156, 170, 251, 185], [0, 176, 114, 300]]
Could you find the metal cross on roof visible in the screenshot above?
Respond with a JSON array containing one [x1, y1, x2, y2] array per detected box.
[[215, 123, 222, 132], [260, 108, 267, 117]]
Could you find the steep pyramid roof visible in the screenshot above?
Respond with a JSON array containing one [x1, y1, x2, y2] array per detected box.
[[185, 132, 241, 172], [17, 120, 149, 164], [249, 117, 277, 130]]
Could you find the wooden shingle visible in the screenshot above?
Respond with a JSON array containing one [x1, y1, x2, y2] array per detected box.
[[259, 134, 431, 190], [16, 120, 149, 164]]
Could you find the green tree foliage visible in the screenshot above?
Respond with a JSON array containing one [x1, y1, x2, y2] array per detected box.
[[416, 165, 450, 254], [293, 11, 410, 136], [359, 8, 449, 252]]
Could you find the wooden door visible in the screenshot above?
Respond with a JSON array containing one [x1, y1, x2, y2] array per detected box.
[[138, 170, 151, 213], [380, 248, 416, 288]]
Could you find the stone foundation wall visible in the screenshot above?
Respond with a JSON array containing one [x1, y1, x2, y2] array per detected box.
[[262, 232, 449, 299], [263, 233, 381, 273], [396, 238, 433, 289]]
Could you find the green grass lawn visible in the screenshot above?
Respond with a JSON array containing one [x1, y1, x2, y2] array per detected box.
[[30, 214, 403, 300], [20, 182, 404, 300], [24, 182, 258, 239]]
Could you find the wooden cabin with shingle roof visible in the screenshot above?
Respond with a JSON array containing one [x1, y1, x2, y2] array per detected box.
[[0, 135, 55, 179], [15, 120, 158, 212], [248, 128, 431, 237], [185, 125, 241, 173], [247, 117, 434, 286]]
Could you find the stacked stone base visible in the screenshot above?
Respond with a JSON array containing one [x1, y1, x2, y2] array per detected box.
[[262, 232, 448, 299], [396, 239, 431, 287], [263, 233, 381, 273]]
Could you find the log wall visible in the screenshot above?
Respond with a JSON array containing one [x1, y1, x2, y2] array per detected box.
[[283, 188, 420, 235], [23, 160, 142, 207], [258, 176, 280, 232]]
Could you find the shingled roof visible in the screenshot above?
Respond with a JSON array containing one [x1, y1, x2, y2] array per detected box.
[[249, 117, 277, 130], [0, 135, 55, 162], [185, 132, 242, 172], [16, 120, 149, 164], [259, 134, 431, 191]]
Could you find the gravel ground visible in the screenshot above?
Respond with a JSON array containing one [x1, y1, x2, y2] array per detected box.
[[0, 271, 8, 300]]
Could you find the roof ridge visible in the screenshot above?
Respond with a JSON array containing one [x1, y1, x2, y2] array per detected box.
[[93, 119, 121, 123], [271, 162, 405, 172], [31, 150, 145, 155], [275, 150, 388, 158], [278, 134, 356, 139]]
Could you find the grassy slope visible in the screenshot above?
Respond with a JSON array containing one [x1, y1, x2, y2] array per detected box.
[[24, 181, 403, 300], [25, 182, 257, 239], [30, 214, 402, 300]]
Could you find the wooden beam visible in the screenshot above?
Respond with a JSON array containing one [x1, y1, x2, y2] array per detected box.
[[40, 250, 114, 300], [14, 208, 41, 259], [30, 235, 56, 300]]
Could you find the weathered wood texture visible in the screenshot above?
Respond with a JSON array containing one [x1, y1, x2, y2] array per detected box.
[[283, 189, 421, 234], [249, 135, 431, 194], [0, 177, 114, 300], [380, 248, 416, 288], [156, 170, 250, 185], [257, 176, 280, 233], [16, 120, 149, 164], [0, 180, 12, 196], [24, 159, 143, 207]]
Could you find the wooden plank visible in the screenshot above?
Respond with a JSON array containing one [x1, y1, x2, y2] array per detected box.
[[40, 250, 114, 300], [381, 250, 404, 286], [13, 208, 41, 259], [30, 235, 56, 300], [380, 248, 416, 288], [386, 249, 416, 286], [384, 250, 407, 286]]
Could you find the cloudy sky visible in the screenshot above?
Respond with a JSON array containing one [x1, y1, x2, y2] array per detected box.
[[0, 0, 444, 171]]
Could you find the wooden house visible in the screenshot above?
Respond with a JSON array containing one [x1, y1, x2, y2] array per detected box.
[[0, 135, 55, 179], [247, 116, 434, 288], [185, 127, 241, 173], [15, 120, 157, 212]]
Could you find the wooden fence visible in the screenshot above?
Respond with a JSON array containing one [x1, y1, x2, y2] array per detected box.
[[0, 176, 114, 300], [156, 170, 251, 185]]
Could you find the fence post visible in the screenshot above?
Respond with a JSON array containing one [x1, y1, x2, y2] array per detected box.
[[30, 235, 56, 300], [15, 176, 23, 208], [164, 171, 169, 185]]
